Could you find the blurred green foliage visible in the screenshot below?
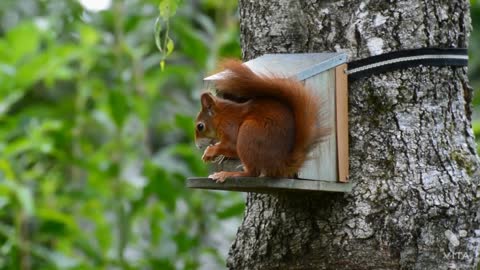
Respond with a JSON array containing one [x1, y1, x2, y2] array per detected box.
[[1, 0, 480, 269], [470, 0, 480, 149], [0, 0, 243, 269]]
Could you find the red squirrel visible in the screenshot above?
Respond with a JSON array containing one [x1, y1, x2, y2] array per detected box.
[[195, 60, 329, 182]]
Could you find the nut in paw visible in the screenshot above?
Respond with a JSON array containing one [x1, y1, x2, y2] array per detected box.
[[202, 152, 215, 162], [201, 146, 217, 162]]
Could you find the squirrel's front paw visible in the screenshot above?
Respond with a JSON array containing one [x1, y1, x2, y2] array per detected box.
[[202, 153, 215, 162], [202, 146, 216, 162]]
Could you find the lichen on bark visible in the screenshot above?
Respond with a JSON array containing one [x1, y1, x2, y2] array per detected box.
[[228, 0, 480, 269]]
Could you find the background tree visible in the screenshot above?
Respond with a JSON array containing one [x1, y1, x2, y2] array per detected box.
[[228, 0, 480, 269]]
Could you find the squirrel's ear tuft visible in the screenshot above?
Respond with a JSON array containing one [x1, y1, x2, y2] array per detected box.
[[200, 92, 216, 114]]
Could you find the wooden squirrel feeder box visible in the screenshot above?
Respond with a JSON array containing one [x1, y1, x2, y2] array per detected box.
[[188, 53, 352, 193]]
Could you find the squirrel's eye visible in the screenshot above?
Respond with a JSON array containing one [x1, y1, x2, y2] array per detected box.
[[196, 123, 205, 132]]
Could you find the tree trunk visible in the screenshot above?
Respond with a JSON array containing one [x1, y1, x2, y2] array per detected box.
[[228, 0, 480, 269]]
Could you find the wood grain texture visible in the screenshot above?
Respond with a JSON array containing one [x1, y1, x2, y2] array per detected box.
[[299, 69, 337, 182], [335, 64, 349, 183], [187, 177, 353, 193]]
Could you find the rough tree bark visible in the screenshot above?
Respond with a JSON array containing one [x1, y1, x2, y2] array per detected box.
[[227, 0, 480, 269]]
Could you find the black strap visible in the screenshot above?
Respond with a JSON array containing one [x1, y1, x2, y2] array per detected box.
[[346, 48, 468, 80]]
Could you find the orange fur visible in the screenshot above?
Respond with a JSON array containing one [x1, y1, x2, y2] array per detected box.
[[195, 60, 329, 182]]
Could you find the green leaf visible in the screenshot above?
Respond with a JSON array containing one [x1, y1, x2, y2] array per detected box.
[[143, 162, 177, 210], [173, 229, 198, 254], [108, 90, 130, 128], [16, 186, 34, 216], [172, 19, 209, 67], [5, 22, 41, 63], [160, 60, 165, 71], [4, 182, 34, 216], [175, 114, 194, 140], [166, 38, 174, 56], [0, 92, 24, 117], [152, 259, 175, 270], [158, 0, 179, 19], [0, 159, 16, 180], [37, 208, 77, 232], [78, 24, 99, 46], [473, 120, 480, 137], [154, 17, 164, 53]]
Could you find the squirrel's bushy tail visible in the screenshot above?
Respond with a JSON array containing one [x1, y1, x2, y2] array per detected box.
[[215, 60, 330, 175]]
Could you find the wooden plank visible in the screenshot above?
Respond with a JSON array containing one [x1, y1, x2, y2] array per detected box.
[[299, 69, 337, 182], [335, 64, 349, 182], [187, 177, 353, 193]]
